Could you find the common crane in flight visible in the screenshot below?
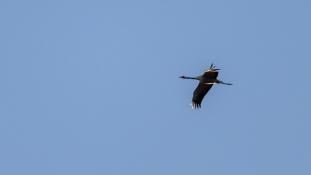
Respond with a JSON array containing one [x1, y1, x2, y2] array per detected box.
[[180, 64, 232, 109]]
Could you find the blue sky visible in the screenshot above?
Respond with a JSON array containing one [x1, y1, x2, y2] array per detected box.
[[1, 0, 311, 174]]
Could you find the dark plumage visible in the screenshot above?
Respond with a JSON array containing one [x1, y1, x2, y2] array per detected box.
[[180, 64, 232, 109]]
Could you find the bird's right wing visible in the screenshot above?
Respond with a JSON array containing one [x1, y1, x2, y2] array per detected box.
[[192, 83, 213, 109]]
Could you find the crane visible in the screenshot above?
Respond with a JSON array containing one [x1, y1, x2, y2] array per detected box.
[[180, 64, 232, 109]]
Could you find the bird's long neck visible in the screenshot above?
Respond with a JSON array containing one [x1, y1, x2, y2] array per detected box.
[[182, 76, 200, 80]]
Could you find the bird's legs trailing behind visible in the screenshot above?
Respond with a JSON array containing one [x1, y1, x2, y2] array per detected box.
[[216, 79, 232, 85]]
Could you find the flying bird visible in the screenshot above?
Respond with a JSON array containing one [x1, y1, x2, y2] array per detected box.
[[180, 64, 232, 109]]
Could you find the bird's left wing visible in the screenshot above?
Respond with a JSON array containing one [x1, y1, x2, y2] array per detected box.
[[192, 83, 213, 109]]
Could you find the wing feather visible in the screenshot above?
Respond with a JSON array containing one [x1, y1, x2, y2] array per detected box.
[[192, 83, 213, 109], [202, 70, 218, 79]]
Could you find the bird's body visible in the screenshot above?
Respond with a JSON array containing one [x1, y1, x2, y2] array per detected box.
[[180, 64, 232, 109]]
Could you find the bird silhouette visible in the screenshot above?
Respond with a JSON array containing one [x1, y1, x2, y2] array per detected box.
[[180, 63, 232, 109]]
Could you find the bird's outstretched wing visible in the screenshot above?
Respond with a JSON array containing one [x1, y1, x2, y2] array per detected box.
[[192, 83, 213, 109], [202, 70, 218, 79]]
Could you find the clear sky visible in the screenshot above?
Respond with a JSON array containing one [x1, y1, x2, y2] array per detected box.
[[1, 0, 311, 175]]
